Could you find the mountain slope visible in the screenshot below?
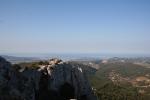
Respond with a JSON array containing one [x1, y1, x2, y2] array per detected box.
[[0, 56, 96, 100]]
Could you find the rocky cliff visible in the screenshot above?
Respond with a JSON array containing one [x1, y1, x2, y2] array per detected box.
[[0, 56, 96, 100]]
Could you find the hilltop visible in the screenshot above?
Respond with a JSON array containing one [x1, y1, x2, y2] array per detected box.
[[0, 56, 96, 100]]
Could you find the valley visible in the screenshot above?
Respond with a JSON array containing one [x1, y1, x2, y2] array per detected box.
[[72, 57, 150, 100]]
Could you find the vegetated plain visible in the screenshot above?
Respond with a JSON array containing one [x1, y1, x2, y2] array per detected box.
[[71, 57, 150, 100]]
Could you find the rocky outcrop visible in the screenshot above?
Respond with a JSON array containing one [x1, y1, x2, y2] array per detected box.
[[0, 57, 96, 100]]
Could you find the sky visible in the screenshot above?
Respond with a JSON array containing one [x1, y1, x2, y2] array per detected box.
[[0, 0, 150, 55]]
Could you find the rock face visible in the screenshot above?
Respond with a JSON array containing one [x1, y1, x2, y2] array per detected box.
[[0, 57, 96, 100]]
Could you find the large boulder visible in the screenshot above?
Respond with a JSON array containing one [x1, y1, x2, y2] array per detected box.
[[0, 57, 96, 100]]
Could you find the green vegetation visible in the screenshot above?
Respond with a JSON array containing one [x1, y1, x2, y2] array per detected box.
[[87, 62, 150, 100], [90, 75, 142, 100], [13, 60, 49, 70], [95, 83, 139, 100], [96, 63, 150, 78]]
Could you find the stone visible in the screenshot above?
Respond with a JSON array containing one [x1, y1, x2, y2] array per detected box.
[[0, 57, 97, 100]]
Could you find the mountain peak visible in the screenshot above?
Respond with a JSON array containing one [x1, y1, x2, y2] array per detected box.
[[0, 56, 96, 100]]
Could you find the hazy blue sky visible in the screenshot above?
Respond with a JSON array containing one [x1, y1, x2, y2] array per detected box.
[[0, 0, 150, 55]]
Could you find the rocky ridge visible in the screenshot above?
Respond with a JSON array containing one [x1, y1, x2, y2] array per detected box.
[[0, 56, 96, 100]]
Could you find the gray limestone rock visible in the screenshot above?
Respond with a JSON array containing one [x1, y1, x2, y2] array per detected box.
[[0, 57, 97, 100]]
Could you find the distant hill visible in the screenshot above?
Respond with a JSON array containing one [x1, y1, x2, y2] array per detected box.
[[0, 55, 40, 64], [73, 57, 150, 100], [90, 62, 150, 100]]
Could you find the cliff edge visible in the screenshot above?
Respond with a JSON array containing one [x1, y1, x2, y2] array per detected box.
[[0, 57, 96, 100]]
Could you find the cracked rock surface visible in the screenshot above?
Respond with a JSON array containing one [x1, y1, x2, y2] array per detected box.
[[0, 57, 96, 100]]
